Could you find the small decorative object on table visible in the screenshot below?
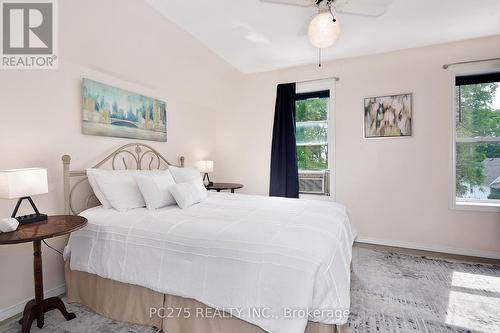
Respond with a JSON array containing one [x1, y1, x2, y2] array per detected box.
[[0, 217, 19, 232], [0, 215, 88, 333], [206, 183, 243, 193], [196, 160, 214, 186], [0, 168, 49, 225]]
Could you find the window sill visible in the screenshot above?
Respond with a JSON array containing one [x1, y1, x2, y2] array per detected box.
[[452, 200, 500, 213]]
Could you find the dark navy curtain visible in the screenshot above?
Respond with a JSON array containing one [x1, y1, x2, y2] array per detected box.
[[269, 83, 299, 198]]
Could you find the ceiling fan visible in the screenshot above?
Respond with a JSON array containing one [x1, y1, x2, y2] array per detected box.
[[261, 0, 392, 18], [261, 0, 392, 50]]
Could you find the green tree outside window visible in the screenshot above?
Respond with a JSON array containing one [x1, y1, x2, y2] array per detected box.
[[455, 82, 500, 200], [296, 97, 329, 170]]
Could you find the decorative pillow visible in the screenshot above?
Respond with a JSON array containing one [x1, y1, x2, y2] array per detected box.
[[168, 166, 208, 199], [92, 171, 146, 211], [169, 166, 203, 183], [134, 171, 176, 209], [86, 169, 113, 208], [169, 179, 208, 209]]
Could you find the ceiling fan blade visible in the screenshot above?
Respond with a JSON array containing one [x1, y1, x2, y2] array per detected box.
[[335, 0, 392, 17], [260, 0, 316, 7]]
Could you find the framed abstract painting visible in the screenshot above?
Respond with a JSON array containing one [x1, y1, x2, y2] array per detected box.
[[82, 79, 167, 142], [363, 93, 412, 139]]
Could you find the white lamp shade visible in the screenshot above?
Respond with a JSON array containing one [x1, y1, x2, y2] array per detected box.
[[196, 160, 214, 173], [308, 11, 340, 49], [0, 168, 48, 199]]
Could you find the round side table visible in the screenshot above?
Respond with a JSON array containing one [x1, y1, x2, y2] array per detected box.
[[0, 215, 87, 333], [205, 182, 243, 193]]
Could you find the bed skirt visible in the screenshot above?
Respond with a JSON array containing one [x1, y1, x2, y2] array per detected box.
[[65, 263, 342, 333]]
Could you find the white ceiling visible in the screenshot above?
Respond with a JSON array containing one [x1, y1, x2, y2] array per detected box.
[[147, 0, 500, 73]]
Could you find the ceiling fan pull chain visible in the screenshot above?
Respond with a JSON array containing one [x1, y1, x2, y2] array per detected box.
[[328, 0, 337, 22], [317, 0, 321, 68]]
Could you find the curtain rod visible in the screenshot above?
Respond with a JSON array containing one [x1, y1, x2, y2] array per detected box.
[[298, 76, 339, 83], [283, 77, 339, 85], [442, 57, 500, 69]]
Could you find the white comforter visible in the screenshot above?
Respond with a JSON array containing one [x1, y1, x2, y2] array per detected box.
[[65, 193, 356, 333]]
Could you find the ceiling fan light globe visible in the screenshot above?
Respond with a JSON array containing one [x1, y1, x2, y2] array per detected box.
[[308, 12, 340, 48]]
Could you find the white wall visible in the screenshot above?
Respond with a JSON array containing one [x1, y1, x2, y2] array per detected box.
[[1, 0, 498, 320], [215, 35, 500, 257], [0, 0, 240, 316]]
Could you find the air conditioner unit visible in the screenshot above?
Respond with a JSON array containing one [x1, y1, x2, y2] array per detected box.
[[298, 170, 330, 195]]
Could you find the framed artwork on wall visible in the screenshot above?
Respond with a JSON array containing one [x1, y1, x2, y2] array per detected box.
[[363, 93, 412, 139], [82, 78, 167, 142]]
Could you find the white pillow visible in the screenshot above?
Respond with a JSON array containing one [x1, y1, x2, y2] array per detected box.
[[135, 171, 176, 209], [93, 171, 146, 211], [168, 166, 208, 199], [169, 179, 208, 209], [87, 169, 113, 209], [169, 166, 203, 183]]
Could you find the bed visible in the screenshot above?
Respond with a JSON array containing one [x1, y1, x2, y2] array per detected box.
[[62, 143, 356, 333]]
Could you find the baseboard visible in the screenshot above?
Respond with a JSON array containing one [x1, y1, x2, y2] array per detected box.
[[355, 237, 500, 260], [0, 284, 66, 322]]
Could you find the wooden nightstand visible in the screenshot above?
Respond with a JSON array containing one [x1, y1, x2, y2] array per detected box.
[[0, 215, 88, 333], [206, 183, 243, 193]]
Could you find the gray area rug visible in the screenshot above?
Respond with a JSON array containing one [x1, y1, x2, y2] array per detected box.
[[348, 247, 500, 333], [1, 246, 498, 333]]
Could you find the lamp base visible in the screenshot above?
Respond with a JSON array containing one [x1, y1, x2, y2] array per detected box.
[[11, 196, 48, 226], [16, 213, 48, 226], [203, 173, 213, 187]]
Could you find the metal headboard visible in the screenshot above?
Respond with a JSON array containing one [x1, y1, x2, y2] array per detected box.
[[62, 143, 185, 215]]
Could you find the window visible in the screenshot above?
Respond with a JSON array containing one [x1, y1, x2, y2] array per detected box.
[[295, 90, 330, 195], [454, 71, 500, 209]]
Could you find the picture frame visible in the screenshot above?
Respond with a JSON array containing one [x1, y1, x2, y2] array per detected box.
[[363, 93, 413, 139], [82, 78, 167, 142]]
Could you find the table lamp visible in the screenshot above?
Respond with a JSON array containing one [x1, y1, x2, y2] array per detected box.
[[196, 160, 214, 186], [0, 168, 48, 225]]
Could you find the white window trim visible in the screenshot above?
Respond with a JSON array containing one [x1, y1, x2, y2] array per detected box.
[[296, 78, 336, 201], [449, 62, 500, 212]]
